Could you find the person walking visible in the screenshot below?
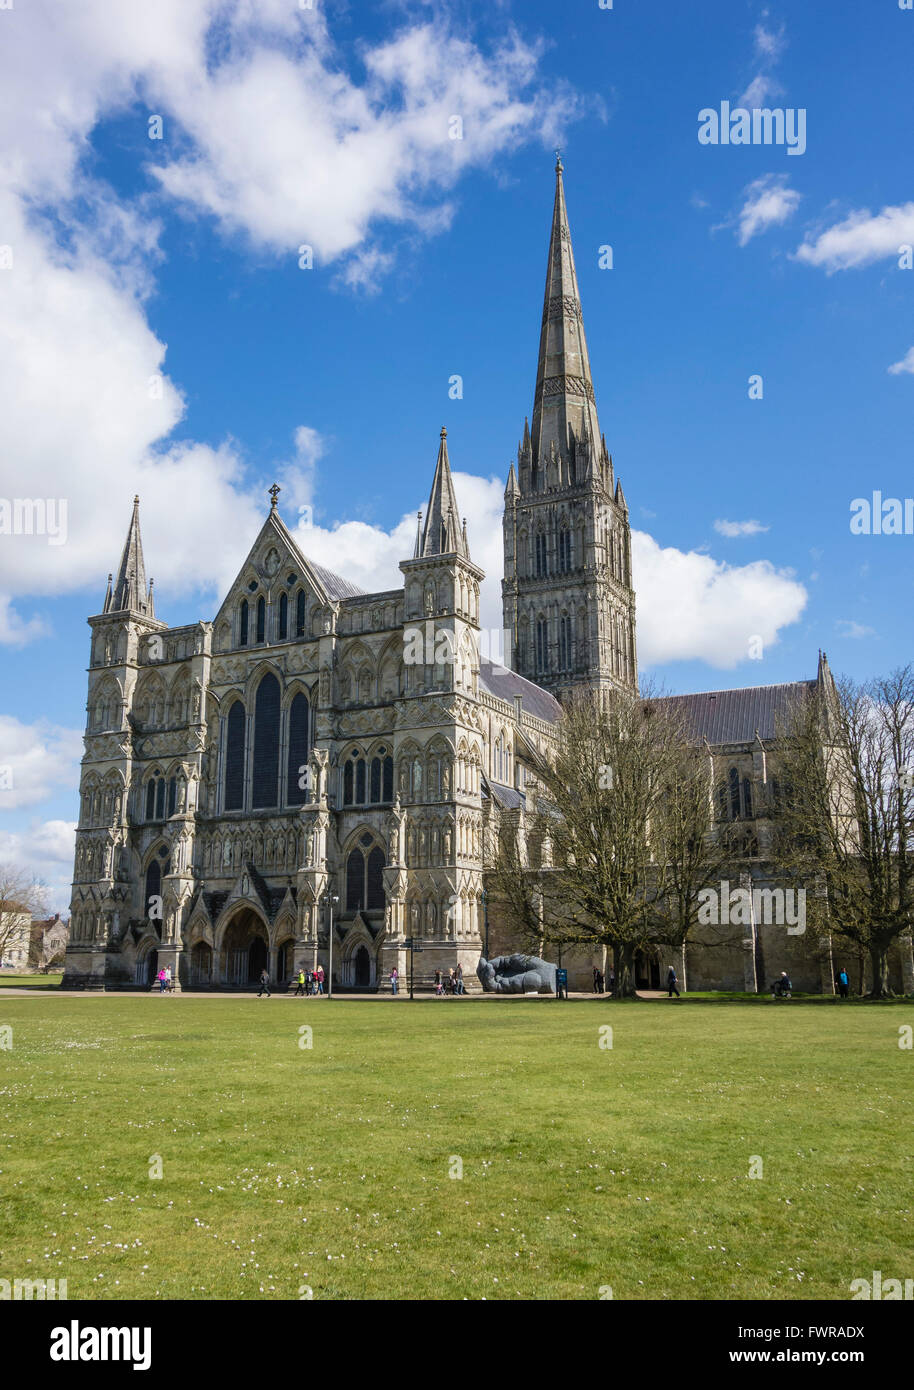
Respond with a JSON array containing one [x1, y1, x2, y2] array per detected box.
[[835, 967, 849, 999], [294, 968, 306, 997], [608, 969, 616, 995], [258, 967, 271, 998], [455, 963, 465, 995], [434, 969, 443, 997], [666, 966, 680, 998], [390, 967, 399, 996], [315, 964, 324, 995], [157, 967, 167, 994], [593, 967, 600, 994], [164, 965, 173, 993]]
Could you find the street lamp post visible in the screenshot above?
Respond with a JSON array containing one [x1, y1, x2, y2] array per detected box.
[[405, 936, 423, 1000], [325, 893, 339, 1000]]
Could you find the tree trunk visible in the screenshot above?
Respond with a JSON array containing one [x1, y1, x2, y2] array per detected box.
[[868, 943, 894, 999], [614, 941, 640, 998]]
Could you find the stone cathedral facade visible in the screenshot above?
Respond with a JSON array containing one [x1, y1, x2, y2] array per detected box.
[[62, 162, 914, 996]]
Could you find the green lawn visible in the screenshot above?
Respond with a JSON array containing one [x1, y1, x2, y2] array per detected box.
[[1, 995, 911, 1300], [0, 973, 63, 989]]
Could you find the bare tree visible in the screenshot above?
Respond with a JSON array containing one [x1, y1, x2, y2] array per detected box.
[[774, 665, 914, 998], [647, 740, 742, 978], [492, 686, 690, 997], [0, 864, 49, 966]]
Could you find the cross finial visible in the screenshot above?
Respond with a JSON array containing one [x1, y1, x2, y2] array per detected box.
[[555, 148, 563, 172], [269, 482, 281, 510]]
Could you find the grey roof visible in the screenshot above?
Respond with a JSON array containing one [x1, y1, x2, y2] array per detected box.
[[483, 777, 526, 810], [309, 560, 365, 600], [479, 659, 563, 724], [655, 681, 816, 746]]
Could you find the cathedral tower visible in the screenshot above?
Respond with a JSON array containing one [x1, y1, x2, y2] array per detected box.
[[502, 158, 637, 700]]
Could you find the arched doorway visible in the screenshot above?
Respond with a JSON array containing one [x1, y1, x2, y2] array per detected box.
[[634, 947, 661, 991], [190, 941, 212, 986], [221, 909, 269, 986], [145, 948, 159, 989], [354, 945, 371, 988], [248, 936, 267, 981], [276, 939, 294, 984]]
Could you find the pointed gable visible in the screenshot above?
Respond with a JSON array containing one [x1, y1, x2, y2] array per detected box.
[[214, 490, 364, 628]]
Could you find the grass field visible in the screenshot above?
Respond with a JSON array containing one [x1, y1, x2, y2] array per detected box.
[[0, 973, 63, 989], [1, 994, 911, 1301]]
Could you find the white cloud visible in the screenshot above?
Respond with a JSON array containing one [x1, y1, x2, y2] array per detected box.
[[737, 14, 787, 107], [288, 466, 506, 633], [0, 716, 84, 811], [888, 347, 914, 376], [631, 531, 807, 669], [286, 473, 807, 673], [0, 4, 583, 640], [794, 203, 914, 272], [152, 24, 579, 267], [835, 619, 875, 640], [713, 518, 770, 537], [0, 820, 78, 914], [737, 73, 781, 108], [735, 175, 800, 246]]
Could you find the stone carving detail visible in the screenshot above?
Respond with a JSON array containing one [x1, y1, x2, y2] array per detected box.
[[542, 295, 581, 325], [476, 953, 558, 995], [541, 374, 595, 402]]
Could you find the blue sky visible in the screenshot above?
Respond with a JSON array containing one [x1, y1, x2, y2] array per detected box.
[[0, 0, 911, 908]]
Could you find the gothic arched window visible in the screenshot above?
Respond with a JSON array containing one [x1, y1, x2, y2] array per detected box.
[[559, 526, 571, 573], [536, 617, 549, 673], [535, 531, 547, 577], [729, 767, 741, 821], [370, 757, 381, 804], [256, 597, 266, 644], [252, 673, 281, 808], [742, 777, 753, 819], [343, 759, 354, 805], [278, 593, 288, 641], [559, 614, 570, 670], [382, 755, 393, 802], [167, 776, 177, 817], [346, 849, 364, 912], [366, 847, 385, 910], [239, 600, 249, 647], [224, 700, 246, 811], [296, 590, 306, 638], [144, 858, 161, 923], [286, 693, 310, 806]]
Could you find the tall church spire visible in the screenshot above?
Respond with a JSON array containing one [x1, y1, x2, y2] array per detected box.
[[105, 495, 154, 616], [417, 427, 470, 559], [502, 160, 637, 701], [530, 155, 603, 479]]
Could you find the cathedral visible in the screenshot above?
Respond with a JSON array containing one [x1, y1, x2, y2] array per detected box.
[[63, 161, 911, 996]]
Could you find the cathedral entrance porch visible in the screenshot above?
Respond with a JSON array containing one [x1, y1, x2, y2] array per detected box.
[[136, 947, 158, 990], [220, 908, 270, 989]]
